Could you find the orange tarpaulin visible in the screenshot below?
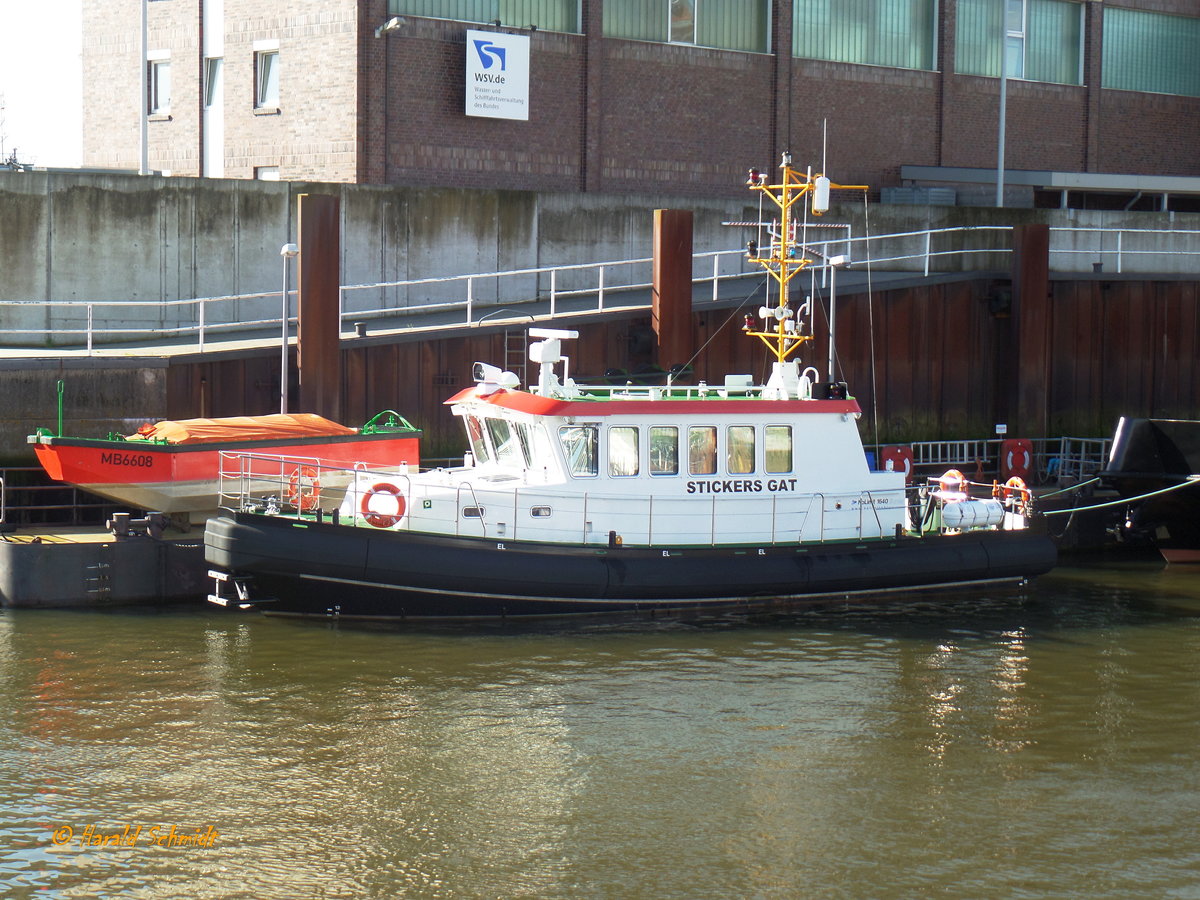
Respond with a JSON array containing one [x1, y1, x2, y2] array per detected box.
[[127, 414, 358, 445]]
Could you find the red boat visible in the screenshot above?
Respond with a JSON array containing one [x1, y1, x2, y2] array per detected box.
[[30, 410, 421, 522]]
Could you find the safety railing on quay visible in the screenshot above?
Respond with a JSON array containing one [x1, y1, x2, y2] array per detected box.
[[0, 466, 125, 530], [7, 223, 1199, 354], [872, 436, 1112, 487]]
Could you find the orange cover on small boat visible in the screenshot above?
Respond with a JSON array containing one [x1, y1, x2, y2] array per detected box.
[[126, 413, 358, 445]]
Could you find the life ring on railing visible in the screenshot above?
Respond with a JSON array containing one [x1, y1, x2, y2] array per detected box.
[[937, 468, 967, 493], [1001, 476, 1030, 513], [286, 466, 321, 511], [361, 482, 406, 528], [1000, 438, 1033, 481]]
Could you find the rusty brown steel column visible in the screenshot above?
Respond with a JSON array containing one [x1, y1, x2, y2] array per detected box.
[[296, 193, 342, 422], [1011, 223, 1051, 438], [652, 209, 694, 371]]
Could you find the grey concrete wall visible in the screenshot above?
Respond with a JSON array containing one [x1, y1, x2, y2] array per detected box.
[[2, 170, 1199, 346]]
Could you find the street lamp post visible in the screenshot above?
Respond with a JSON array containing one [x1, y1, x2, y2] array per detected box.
[[280, 242, 299, 413]]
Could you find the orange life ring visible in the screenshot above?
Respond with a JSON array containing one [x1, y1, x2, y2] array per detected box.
[[1002, 476, 1030, 514], [361, 482, 406, 528], [938, 468, 967, 492], [286, 465, 321, 511]]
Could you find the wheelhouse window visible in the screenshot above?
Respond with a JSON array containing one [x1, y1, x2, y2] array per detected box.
[[605, 0, 769, 53], [559, 424, 598, 477], [649, 426, 679, 476], [794, 0, 936, 71], [466, 415, 491, 463], [688, 426, 717, 476], [726, 425, 755, 475], [609, 426, 640, 477], [486, 417, 527, 468], [255, 47, 280, 109], [765, 425, 793, 474]]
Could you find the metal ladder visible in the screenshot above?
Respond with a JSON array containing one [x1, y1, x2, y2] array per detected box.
[[504, 329, 527, 386]]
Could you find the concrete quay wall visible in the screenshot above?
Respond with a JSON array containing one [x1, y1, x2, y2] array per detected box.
[[4, 170, 1200, 345]]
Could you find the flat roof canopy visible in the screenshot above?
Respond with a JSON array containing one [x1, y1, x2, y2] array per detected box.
[[900, 165, 1200, 195]]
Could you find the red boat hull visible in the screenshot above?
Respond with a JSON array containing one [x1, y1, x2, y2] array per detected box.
[[33, 432, 420, 519]]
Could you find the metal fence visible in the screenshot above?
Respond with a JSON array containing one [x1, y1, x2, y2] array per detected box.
[[5, 223, 1199, 354]]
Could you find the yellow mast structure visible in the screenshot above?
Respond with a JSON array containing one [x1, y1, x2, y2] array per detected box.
[[742, 152, 868, 365]]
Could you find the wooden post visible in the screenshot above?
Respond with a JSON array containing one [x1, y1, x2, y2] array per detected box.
[[297, 193, 342, 421], [1011, 223, 1051, 437], [652, 209, 693, 372]]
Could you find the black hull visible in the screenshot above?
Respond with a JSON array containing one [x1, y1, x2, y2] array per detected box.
[[1100, 418, 1200, 559], [204, 512, 1057, 619]]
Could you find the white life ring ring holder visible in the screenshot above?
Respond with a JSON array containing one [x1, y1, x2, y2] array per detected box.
[[361, 482, 407, 528]]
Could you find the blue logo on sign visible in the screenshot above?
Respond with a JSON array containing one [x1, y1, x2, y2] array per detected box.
[[473, 40, 506, 71]]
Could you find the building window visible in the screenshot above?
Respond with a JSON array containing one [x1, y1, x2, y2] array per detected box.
[[391, 1, 580, 34], [255, 50, 279, 109], [956, 0, 1083, 86], [203, 57, 223, 108], [794, 0, 935, 71], [604, 0, 769, 53], [1103, 8, 1200, 98], [148, 56, 171, 114], [254, 166, 280, 180]]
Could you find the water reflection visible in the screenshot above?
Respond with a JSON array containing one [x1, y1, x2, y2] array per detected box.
[[0, 562, 1198, 898]]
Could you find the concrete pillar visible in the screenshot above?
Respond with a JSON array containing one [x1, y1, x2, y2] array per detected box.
[[652, 209, 693, 371], [297, 193, 342, 422]]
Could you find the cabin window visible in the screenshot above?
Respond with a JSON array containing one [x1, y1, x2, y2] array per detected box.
[[559, 424, 598, 477], [530, 506, 552, 518], [766, 425, 793, 473], [466, 416, 491, 463], [727, 425, 755, 474], [486, 417, 526, 468], [688, 426, 717, 475], [609, 426, 640, 477], [515, 421, 536, 466], [649, 426, 679, 475], [462, 506, 485, 518]]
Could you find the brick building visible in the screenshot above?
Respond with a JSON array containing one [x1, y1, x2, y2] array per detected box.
[[83, 0, 1200, 205]]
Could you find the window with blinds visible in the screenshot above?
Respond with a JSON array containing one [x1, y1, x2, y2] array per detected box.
[[603, 0, 769, 53], [793, 0, 935, 71], [391, 0, 579, 34], [1102, 7, 1200, 98], [956, 0, 1082, 85]]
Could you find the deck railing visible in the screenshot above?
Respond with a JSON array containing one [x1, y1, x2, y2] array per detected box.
[[216, 452, 1032, 547]]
